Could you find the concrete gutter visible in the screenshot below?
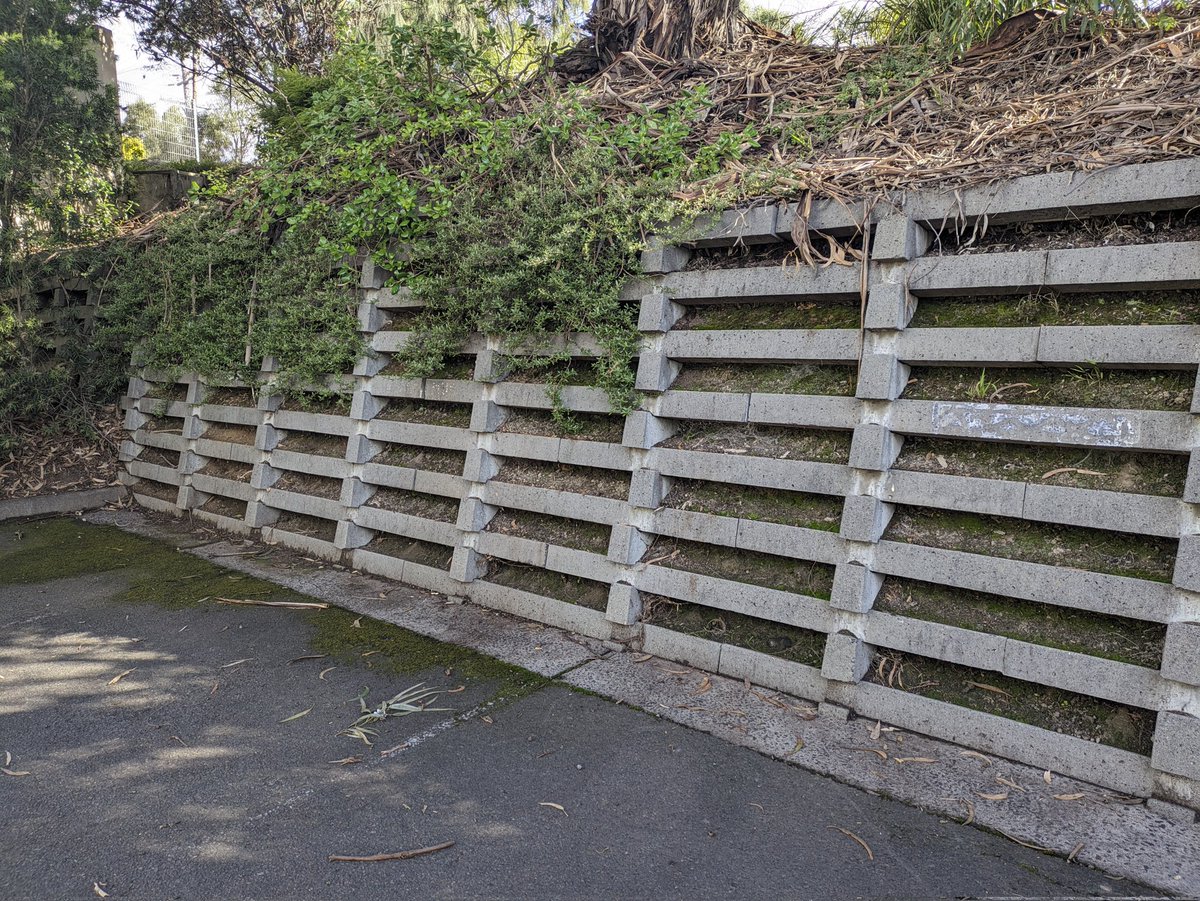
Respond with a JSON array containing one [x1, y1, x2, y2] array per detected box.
[[84, 508, 1200, 896], [0, 486, 125, 522]]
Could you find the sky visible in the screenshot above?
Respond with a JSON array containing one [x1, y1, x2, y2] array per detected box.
[[104, 0, 849, 115]]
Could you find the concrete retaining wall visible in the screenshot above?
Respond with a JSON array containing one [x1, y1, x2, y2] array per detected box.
[[119, 159, 1200, 812]]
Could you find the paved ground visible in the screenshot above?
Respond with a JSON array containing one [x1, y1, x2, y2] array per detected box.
[[0, 520, 1150, 899]]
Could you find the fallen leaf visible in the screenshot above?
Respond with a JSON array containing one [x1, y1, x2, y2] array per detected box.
[[976, 791, 1009, 801], [221, 658, 254, 668], [965, 681, 1010, 697], [329, 756, 362, 766], [1068, 842, 1085, 862], [107, 668, 136, 686], [1043, 770, 1053, 785], [2, 768, 32, 777], [280, 708, 312, 723], [960, 750, 992, 767], [330, 841, 454, 862], [996, 775, 1025, 792], [216, 597, 328, 610], [662, 668, 690, 676], [288, 654, 329, 664], [691, 676, 712, 696], [92, 883, 109, 898], [319, 667, 337, 680], [846, 746, 888, 761], [539, 802, 567, 815], [361, 650, 381, 658], [788, 736, 805, 755], [868, 720, 882, 741], [632, 654, 653, 663], [828, 826, 873, 861], [893, 757, 937, 764], [1054, 793, 1085, 801], [351, 616, 363, 628], [4, 751, 11, 766], [446, 685, 466, 694], [481, 716, 493, 725]]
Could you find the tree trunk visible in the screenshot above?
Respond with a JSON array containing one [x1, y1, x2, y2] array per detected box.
[[563, 0, 752, 74]]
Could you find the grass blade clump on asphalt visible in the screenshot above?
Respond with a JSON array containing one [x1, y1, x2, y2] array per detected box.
[[339, 682, 451, 745]]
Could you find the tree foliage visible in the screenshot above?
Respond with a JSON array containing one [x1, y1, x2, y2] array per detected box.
[[0, 0, 121, 272]]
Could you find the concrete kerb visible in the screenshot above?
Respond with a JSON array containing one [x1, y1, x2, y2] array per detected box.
[[0, 486, 126, 521]]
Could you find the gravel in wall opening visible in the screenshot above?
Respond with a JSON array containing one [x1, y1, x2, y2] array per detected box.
[[663, 478, 843, 531], [198, 494, 247, 520], [378, 398, 472, 428], [485, 510, 611, 554], [483, 560, 609, 611], [199, 458, 252, 482], [500, 408, 625, 444], [138, 446, 179, 470], [679, 300, 861, 330], [201, 423, 257, 446], [272, 512, 338, 542], [892, 436, 1188, 497], [867, 648, 1155, 756], [376, 444, 466, 475], [875, 577, 1166, 668], [641, 535, 835, 600], [493, 458, 629, 500], [929, 208, 1200, 255], [365, 486, 459, 522], [642, 592, 826, 668], [366, 533, 453, 569], [909, 288, 1200, 329], [277, 431, 348, 458], [904, 365, 1194, 412], [883, 507, 1176, 582], [673, 362, 857, 397], [661, 421, 852, 463], [271, 472, 343, 500]]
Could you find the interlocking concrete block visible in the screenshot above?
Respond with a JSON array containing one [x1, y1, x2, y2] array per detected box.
[[855, 352, 909, 401], [360, 258, 392, 289], [638, 292, 687, 332], [190, 474, 254, 503], [489, 432, 560, 463], [250, 463, 280, 490], [273, 409, 354, 437], [882, 470, 1024, 520], [717, 645, 827, 703], [872, 216, 930, 262], [1146, 797, 1200, 824], [622, 411, 676, 449], [357, 299, 389, 333], [462, 448, 499, 483], [829, 563, 884, 613], [123, 408, 148, 431], [897, 327, 1039, 365], [873, 540, 1177, 623], [271, 449, 349, 478], [650, 265, 861, 304], [864, 272, 912, 331], [1163, 622, 1200, 686], [686, 205, 781, 248], [640, 241, 691, 274], [345, 433, 383, 465], [849, 423, 903, 472], [1173, 535, 1200, 593], [653, 507, 738, 548], [126, 461, 181, 487], [607, 524, 650, 565], [340, 477, 375, 508], [118, 439, 140, 464], [352, 548, 407, 583], [352, 354, 388, 378], [265, 489, 342, 522], [1186, 454, 1200, 505], [1046, 242, 1200, 293], [628, 469, 668, 509], [1039, 325, 1200, 368], [606, 582, 641, 626], [656, 390, 750, 424], [889, 400, 1191, 453], [470, 400, 506, 433], [908, 250, 1048, 298], [1152, 711, 1200, 781], [255, 423, 282, 452], [736, 519, 844, 566], [747, 394, 860, 430], [245, 500, 280, 528], [335, 520, 374, 550], [558, 439, 631, 472], [456, 497, 496, 532], [350, 391, 385, 422], [821, 632, 871, 683], [634, 351, 681, 393], [637, 565, 833, 631], [1004, 639, 1160, 710], [450, 546, 486, 583], [1021, 482, 1178, 539], [545, 545, 617, 584], [641, 624, 722, 671], [472, 349, 507, 383], [839, 494, 892, 544], [663, 329, 860, 364], [256, 390, 284, 412], [125, 376, 151, 400]]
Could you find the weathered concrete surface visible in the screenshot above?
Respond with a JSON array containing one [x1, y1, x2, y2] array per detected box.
[[0, 530, 1143, 901], [56, 509, 1200, 895]]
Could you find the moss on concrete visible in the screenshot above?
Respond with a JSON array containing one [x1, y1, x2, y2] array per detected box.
[[661, 422, 852, 463], [641, 536, 835, 600], [484, 561, 610, 610], [673, 363, 857, 397], [663, 479, 843, 532], [909, 289, 1200, 329], [485, 510, 611, 554], [682, 301, 861, 330]]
